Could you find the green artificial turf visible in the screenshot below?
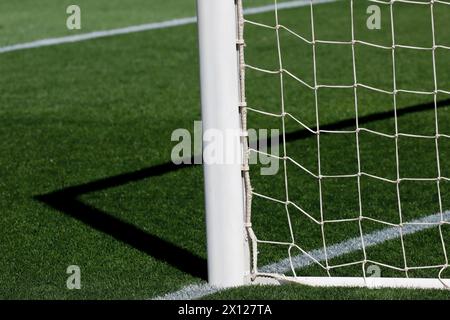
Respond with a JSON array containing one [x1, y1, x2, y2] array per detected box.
[[0, 0, 278, 47], [0, 16, 213, 297], [0, 0, 449, 299], [205, 283, 450, 300]]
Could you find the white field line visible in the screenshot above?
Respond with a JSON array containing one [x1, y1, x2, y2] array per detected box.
[[0, 0, 338, 54], [153, 211, 450, 300]]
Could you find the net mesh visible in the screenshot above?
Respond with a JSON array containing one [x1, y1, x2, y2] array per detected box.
[[237, 0, 450, 285]]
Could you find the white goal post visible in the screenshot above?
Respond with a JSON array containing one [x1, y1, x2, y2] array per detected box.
[[197, 0, 249, 287], [197, 0, 450, 289]]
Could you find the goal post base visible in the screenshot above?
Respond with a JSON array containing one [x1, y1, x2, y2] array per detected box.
[[251, 275, 450, 290]]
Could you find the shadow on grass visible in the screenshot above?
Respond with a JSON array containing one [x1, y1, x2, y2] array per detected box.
[[34, 98, 450, 281], [34, 161, 208, 280]]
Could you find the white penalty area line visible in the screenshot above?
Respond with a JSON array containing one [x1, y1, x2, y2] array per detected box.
[[153, 211, 450, 300], [0, 0, 338, 54]]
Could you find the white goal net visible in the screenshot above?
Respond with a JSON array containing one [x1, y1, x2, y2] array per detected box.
[[237, 0, 450, 289]]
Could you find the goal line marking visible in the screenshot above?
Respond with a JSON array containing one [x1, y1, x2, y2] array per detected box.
[[0, 0, 338, 54], [153, 211, 450, 300]]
